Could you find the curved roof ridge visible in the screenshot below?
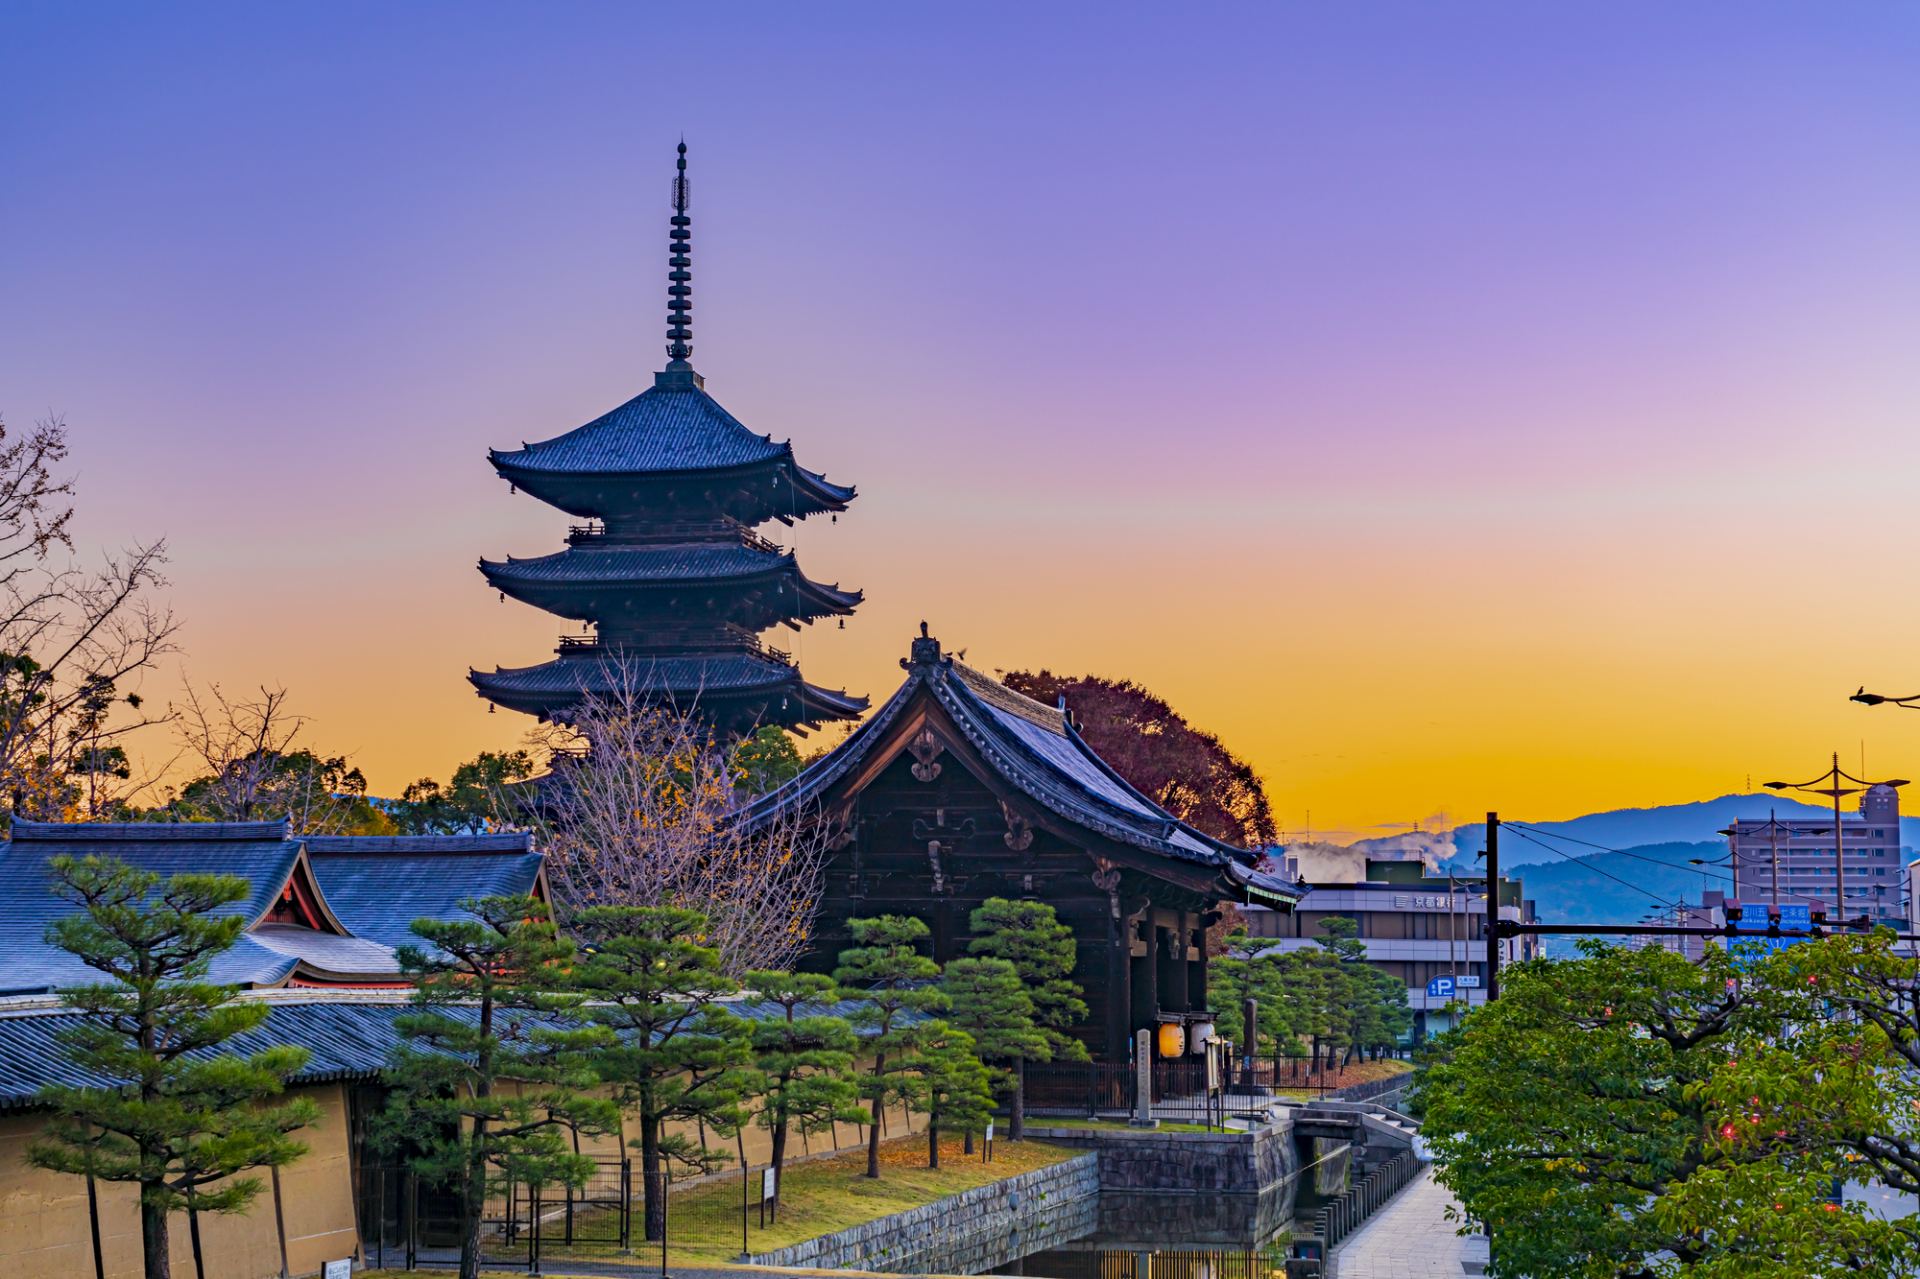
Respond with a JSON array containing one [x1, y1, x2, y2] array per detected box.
[[9, 819, 292, 843], [304, 834, 534, 854], [947, 661, 1066, 732]]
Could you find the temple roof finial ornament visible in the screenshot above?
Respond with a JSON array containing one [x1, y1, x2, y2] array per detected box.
[[666, 140, 694, 368]]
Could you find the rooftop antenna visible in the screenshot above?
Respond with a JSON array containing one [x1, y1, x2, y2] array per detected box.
[[667, 140, 693, 365]]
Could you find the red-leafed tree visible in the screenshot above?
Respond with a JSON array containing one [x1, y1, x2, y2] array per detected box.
[[1001, 671, 1278, 850]]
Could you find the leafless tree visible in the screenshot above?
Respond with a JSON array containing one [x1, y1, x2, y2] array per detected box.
[[0, 414, 179, 821], [526, 664, 830, 976], [168, 680, 375, 834]]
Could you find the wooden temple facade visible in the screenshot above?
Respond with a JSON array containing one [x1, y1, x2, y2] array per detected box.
[[749, 627, 1300, 1061]]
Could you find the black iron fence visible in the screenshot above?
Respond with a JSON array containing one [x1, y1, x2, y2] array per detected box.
[[358, 1158, 631, 1272], [1025, 1049, 1412, 1125]]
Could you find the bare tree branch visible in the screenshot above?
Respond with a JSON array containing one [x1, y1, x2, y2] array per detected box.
[[521, 661, 828, 976]]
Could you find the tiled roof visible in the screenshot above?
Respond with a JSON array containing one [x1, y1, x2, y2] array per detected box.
[[0, 824, 559, 995], [478, 543, 861, 612], [307, 846, 545, 953], [489, 382, 853, 506], [0, 825, 308, 995], [470, 651, 868, 716], [744, 636, 1298, 903]]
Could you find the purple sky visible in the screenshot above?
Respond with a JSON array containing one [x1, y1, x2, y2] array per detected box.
[[5, 3, 1920, 837]]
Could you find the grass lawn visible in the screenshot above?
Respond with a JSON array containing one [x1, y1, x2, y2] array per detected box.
[[382, 1132, 1079, 1271]]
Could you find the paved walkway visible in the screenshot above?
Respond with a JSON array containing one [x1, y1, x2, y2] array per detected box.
[[1331, 1165, 1484, 1278]]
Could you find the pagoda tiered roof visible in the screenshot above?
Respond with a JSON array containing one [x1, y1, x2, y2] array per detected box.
[[488, 370, 854, 523], [470, 649, 867, 731], [479, 541, 861, 626], [472, 142, 863, 731]]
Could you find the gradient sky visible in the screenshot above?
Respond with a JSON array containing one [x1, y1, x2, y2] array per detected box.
[[5, 3, 1920, 841]]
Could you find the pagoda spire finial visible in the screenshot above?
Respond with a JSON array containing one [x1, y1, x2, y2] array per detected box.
[[666, 140, 693, 366]]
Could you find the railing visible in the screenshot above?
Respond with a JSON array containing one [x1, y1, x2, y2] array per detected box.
[[566, 520, 788, 557], [552, 628, 793, 665], [1025, 1050, 1413, 1126], [359, 1158, 631, 1272], [1313, 1150, 1419, 1251]]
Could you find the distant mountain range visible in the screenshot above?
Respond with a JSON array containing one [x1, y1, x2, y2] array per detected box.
[[1362, 793, 1920, 869], [1335, 793, 1920, 950]]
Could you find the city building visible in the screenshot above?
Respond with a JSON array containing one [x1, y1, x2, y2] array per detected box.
[[1241, 858, 1540, 1041], [473, 142, 865, 734], [746, 626, 1302, 1061], [1724, 787, 1906, 929]]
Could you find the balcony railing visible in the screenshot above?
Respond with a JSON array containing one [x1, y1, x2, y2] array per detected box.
[[565, 520, 788, 557], [553, 629, 793, 666]]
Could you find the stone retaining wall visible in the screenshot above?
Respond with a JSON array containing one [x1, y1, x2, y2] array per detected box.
[[1027, 1125, 1303, 1247], [746, 1153, 1101, 1273]]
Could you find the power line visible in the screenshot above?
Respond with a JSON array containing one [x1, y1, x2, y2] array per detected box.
[[1499, 823, 1684, 911], [1502, 822, 1739, 882]]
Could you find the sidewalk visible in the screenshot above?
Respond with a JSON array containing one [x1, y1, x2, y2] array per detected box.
[[1329, 1165, 1486, 1278]]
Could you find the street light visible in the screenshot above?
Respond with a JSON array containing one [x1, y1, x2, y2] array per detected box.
[[1852, 687, 1920, 709], [1762, 753, 1908, 928]]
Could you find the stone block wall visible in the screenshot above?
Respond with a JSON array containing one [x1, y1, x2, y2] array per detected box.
[[748, 1153, 1101, 1273]]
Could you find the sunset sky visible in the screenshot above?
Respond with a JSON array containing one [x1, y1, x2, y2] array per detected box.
[[5, 3, 1920, 842]]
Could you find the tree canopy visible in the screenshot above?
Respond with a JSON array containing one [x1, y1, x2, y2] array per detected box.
[[1001, 669, 1277, 848], [30, 855, 316, 1279], [1419, 937, 1920, 1278]]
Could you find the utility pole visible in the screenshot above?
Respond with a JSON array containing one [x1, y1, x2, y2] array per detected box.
[[1485, 812, 1500, 1001]]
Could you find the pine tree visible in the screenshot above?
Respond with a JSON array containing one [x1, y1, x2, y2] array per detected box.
[[570, 906, 754, 1241], [967, 897, 1088, 1137], [833, 915, 949, 1179], [940, 956, 1039, 1153], [383, 895, 617, 1279], [742, 969, 866, 1218], [28, 855, 318, 1279], [913, 1021, 995, 1169]]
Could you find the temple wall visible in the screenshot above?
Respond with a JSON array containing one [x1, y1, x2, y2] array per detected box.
[[0, 1082, 358, 1279]]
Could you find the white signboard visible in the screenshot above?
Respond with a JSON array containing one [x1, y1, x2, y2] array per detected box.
[[1456, 975, 1481, 989], [985, 1120, 995, 1143], [324, 1263, 352, 1279], [761, 1167, 777, 1202]]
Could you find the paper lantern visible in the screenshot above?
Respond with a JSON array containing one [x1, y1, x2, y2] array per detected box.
[[1157, 1022, 1186, 1059], [1189, 1021, 1215, 1055]]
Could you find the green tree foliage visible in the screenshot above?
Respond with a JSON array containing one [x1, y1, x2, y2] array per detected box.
[[944, 956, 1045, 1142], [966, 897, 1088, 1138], [833, 915, 950, 1179], [912, 1020, 995, 1169], [1419, 939, 1916, 1278], [382, 896, 616, 1279], [732, 726, 807, 796], [392, 749, 535, 834], [28, 856, 317, 1279], [569, 906, 753, 1241], [1211, 924, 1407, 1070], [743, 969, 866, 1215]]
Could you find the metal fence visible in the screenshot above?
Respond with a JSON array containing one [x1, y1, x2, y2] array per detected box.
[[1025, 1049, 1412, 1125], [1312, 1150, 1419, 1251], [358, 1158, 631, 1272]]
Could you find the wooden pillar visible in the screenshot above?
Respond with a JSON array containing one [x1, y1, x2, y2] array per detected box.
[[1095, 864, 1130, 1062], [1190, 918, 1210, 1012], [1166, 914, 1191, 1014], [1132, 914, 1158, 1031]]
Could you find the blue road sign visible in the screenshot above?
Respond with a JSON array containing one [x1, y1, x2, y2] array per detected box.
[[1427, 976, 1456, 1000]]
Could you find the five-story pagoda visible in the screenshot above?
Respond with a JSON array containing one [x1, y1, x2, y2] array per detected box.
[[472, 144, 867, 734]]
